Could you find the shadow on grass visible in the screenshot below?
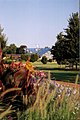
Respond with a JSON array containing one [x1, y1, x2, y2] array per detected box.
[[51, 72, 77, 83], [36, 67, 79, 71], [35, 67, 80, 83]]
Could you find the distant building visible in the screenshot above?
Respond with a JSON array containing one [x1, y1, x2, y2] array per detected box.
[[41, 51, 53, 60], [27, 47, 50, 56]]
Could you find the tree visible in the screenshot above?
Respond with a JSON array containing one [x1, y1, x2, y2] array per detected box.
[[64, 12, 79, 69], [21, 54, 29, 61], [4, 44, 17, 54], [9, 44, 17, 54], [51, 32, 65, 64], [0, 25, 7, 50], [16, 45, 27, 54], [41, 56, 47, 64], [51, 12, 79, 69], [30, 53, 39, 62], [10, 44, 17, 54]]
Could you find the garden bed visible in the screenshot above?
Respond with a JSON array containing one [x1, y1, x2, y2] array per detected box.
[[0, 61, 80, 120]]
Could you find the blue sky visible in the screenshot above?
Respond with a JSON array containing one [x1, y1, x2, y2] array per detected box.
[[0, 0, 79, 48]]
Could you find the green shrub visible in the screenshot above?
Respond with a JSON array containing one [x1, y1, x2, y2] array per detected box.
[[21, 54, 29, 61], [48, 59, 53, 62], [30, 53, 39, 62], [4, 59, 12, 64], [41, 56, 47, 64]]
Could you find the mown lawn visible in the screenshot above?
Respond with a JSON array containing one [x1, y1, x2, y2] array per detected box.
[[32, 61, 80, 83]]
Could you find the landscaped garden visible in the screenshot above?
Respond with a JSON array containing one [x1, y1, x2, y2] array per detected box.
[[32, 61, 80, 83], [0, 61, 80, 120], [0, 9, 79, 120]]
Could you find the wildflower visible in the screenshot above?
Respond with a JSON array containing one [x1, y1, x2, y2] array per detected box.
[[67, 93, 71, 97], [75, 107, 79, 111], [58, 94, 61, 97], [73, 111, 76, 115], [73, 89, 77, 95], [8, 115, 13, 120]]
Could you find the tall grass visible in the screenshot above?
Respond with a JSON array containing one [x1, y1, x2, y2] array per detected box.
[[0, 73, 80, 120], [21, 85, 80, 120]]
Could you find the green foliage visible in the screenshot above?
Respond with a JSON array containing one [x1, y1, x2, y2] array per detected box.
[[51, 12, 79, 69], [4, 59, 12, 64], [21, 54, 29, 61], [0, 25, 7, 50], [0, 63, 80, 120], [16, 45, 27, 54], [41, 56, 47, 64], [1, 84, 79, 120], [4, 44, 17, 54], [30, 53, 39, 62]]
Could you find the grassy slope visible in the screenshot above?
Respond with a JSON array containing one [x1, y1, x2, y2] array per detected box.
[[32, 61, 80, 83]]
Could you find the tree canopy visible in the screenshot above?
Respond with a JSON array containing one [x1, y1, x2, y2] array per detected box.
[[0, 25, 7, 50], [16, 45, 27, 54], [51, 12, 79, 69]]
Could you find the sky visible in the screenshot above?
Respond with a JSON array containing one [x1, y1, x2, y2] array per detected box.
[[0, 0, 79, 48]]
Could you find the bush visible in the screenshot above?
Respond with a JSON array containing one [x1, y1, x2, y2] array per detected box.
[[4, 59, 12, 64], [41, 56, 47, 64], [48, 59, 53, 62], [30, 53, 39, 62], [21, 54, 29, 61]]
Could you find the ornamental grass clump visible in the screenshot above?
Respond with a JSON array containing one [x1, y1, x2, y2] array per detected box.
[[15, 84, 80, 120], [0, 82, 80, 120]]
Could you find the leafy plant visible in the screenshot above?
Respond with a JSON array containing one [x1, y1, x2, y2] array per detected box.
[[30, 53, 39, 62], [41, 56, 47, 64]]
